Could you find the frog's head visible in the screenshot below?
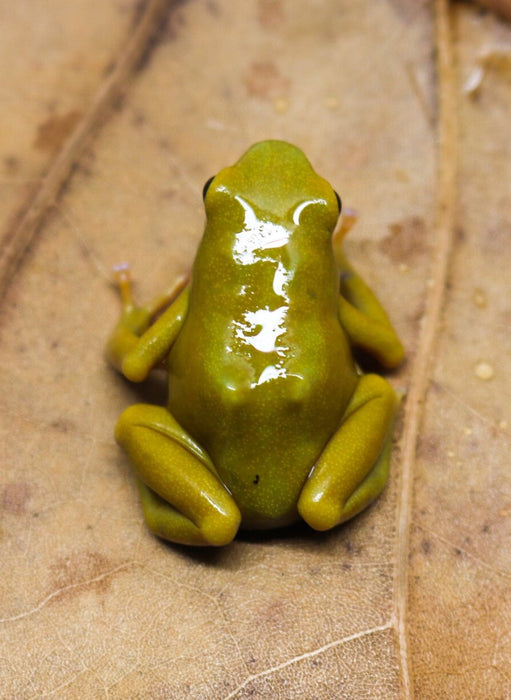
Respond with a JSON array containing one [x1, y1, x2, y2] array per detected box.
[[202, 141, 341, 234]]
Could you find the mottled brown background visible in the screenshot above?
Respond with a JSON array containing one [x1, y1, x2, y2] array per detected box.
[[1, 1, 510, 698]]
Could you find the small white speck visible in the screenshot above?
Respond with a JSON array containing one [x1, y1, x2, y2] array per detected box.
[[474, 362, 494, 381]]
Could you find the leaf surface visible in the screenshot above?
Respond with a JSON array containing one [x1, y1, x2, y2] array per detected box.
[[1, 1, 510, 697]]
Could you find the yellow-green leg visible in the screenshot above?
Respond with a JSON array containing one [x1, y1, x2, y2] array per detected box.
[[297, 374, 398, 531], [332, 212, 404, 370], [115, 404, 241, 546]]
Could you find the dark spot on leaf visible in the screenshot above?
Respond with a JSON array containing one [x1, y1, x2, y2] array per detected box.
[[48, 551, 129, 602], [482, 220, 511, 257], [343, 539, 360, 555], [244, 60, 290, 100], [456, 226, 466, 242], [3, 156, 19, 173], [2, 482, 31, 515], [417, 433, 440, 461], [50, 418, 76, 433], [33, 110, 82, 153], [379, 216, 428, 264], [206, 1, 221, 18], [132, 110, 146, 127], [421, 539, 432, 555], [387, 0, 422, 21], [257, 0, 285, 30]]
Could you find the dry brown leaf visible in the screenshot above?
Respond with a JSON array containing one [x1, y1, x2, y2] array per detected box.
[[473, 0, 511, 21], [1, 1, 510, 698]]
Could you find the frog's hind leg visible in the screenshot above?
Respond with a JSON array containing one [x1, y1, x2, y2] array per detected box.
[[297, 374, 398, 531], [332, 427, 393, 523], [115, 404, 241, 546], [138, 483, 214, 545]]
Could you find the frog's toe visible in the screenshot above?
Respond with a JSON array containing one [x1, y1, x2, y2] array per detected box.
[[200, 508, 241, 547], [298, 495, 341, 532]]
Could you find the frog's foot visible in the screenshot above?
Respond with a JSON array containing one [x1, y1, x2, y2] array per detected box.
[[109, 264, 155, 339], [112, 262, 135, 309], [112, 263, 188, 326], [297, 373, 398, 531], [115, 404, 241, 546]]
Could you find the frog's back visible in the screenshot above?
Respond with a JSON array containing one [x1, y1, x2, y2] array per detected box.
[[167, 140, 358, 527], [167, 232, 357, 528]]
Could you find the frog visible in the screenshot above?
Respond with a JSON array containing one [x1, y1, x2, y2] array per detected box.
[[106, 140, 404, 547]]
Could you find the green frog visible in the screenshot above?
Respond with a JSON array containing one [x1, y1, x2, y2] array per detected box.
[[106, 140, 404, 546]]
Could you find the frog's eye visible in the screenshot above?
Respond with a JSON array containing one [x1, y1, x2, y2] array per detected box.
[[334, 191, 342, 213], [202, 176, 215, 200]]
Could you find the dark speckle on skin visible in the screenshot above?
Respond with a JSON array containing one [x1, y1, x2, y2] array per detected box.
[[2, 482, 31, 515]]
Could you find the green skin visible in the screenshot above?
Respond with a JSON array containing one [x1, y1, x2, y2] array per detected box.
[[106, 140, 404, 546]]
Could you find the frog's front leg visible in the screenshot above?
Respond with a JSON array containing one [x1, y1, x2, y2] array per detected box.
[[336, 260, 404, 369], [106, 266, 189, 381], [297, 374, 398, 531], [115, 404, 241, 546], [333, 215, 404, 369]]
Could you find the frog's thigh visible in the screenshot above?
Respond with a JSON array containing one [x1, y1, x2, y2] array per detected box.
[[298, 374, 398, 531], [115, 404, 241, 546]]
